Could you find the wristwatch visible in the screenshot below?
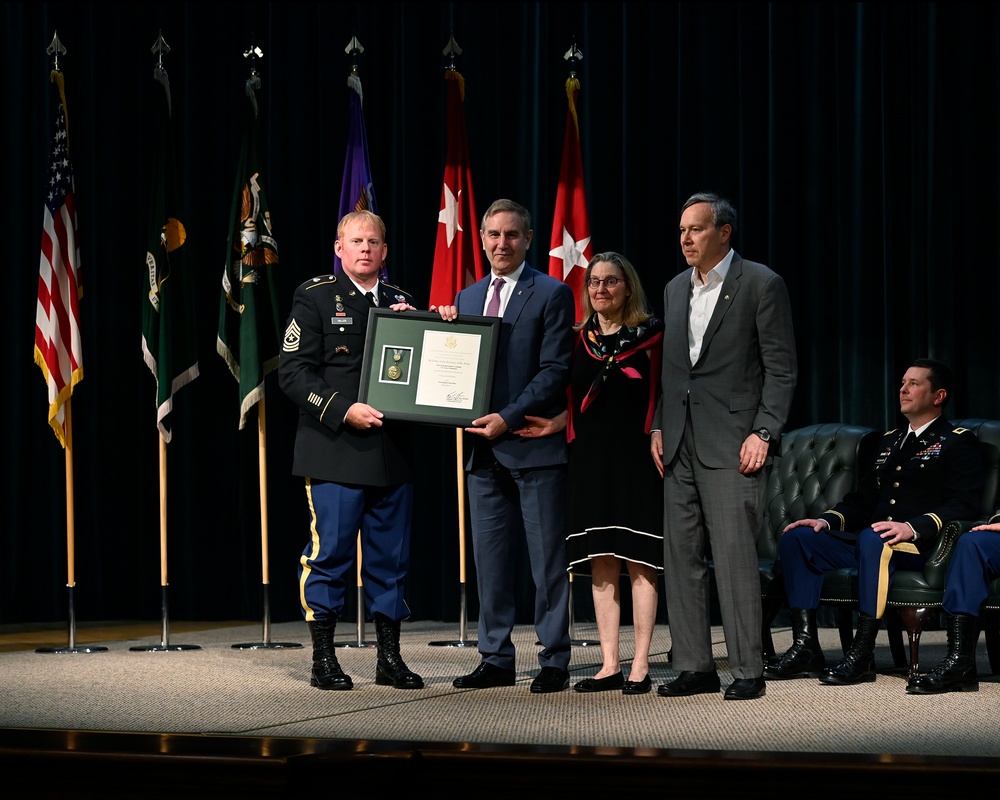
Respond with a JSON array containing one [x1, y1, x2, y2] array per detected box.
[[753, 428, 772, 443]]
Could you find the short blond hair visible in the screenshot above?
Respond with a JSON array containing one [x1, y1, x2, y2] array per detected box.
[[337, 210, 386, 241]]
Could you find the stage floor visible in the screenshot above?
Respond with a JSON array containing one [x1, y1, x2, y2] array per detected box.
[[2, 619, 998, 796]]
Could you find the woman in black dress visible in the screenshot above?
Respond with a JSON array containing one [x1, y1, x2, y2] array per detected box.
[[516, 252, 664, 695]]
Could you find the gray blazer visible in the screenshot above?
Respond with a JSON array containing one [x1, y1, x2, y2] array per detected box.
[[654, 251, 797, 467]]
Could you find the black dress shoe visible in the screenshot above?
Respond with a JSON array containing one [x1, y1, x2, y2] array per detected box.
[[724, 677, 766, 700], [574, 671, 624, 693], [657, 670, 721, 697], [453, 662, 516, 689], [622, 674, 652, 695], [530, 666, 570, 693]]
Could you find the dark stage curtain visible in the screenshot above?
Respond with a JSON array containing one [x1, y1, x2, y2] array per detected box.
[[5, 2, 999, 626]]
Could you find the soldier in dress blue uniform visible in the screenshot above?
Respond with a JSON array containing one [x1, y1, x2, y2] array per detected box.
[[278, 210, 423, 691], [906, 507, 1000, 694], [764, 358, 984, 686]]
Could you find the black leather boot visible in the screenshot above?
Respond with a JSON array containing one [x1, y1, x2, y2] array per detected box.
[[906, 613, 980, 694], [375, 614, 424, 689], [763, 608, 826, 679], [818, 613, 879, 685], [308, 619, 353, 690]]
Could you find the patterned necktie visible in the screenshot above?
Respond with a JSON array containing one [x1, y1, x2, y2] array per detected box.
[[486, 277, 505, 316]]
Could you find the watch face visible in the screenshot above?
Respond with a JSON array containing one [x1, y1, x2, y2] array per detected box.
[[757, 429, 771, 442]]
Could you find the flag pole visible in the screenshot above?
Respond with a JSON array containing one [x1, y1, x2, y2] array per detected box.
[[336, 536, 375, 649], [35, 35, 105, 656], [330, 36, 376, 649], [231, 363, 300, 651], [37, 403, 105, 654], [218, 40, 299, 650], [428, 36, 478, 648], [429, 428, 477, 647], [133, 32, 200, 653], [131, 433, 200, 651], [555, 38, 597, 646]]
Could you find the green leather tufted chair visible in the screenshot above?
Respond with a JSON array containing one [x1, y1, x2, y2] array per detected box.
[[744, 423, 879, 657]]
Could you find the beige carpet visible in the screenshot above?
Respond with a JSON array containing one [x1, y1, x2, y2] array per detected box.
[[1, 620, 997, 759]]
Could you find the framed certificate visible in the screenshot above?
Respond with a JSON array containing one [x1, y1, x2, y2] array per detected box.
[[358, 308, 501, 427]]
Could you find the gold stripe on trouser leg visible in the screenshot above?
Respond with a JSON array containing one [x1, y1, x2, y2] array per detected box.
[[300, 478, 321, 622], [875, 541, 920, 618]]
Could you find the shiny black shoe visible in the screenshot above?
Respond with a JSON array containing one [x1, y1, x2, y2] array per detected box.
[[656, 670, 721, 697], [724, 677, 766, 700], [574, 671, 624, 693], [622, 674, 652, 695], [763, 642, 826, 680], [818, 613, 879, 685], [530, 666, 570, 693], [452, 662, 516, 689]]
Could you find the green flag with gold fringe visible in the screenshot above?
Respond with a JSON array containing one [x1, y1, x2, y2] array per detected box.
[[142, 60, 199, 441], [216, 74, 280, 429]]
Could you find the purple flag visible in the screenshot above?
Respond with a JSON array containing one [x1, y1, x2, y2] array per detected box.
[[334, 74, 381, 277]]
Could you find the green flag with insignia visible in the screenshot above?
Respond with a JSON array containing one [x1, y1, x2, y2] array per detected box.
[[142, 60, 199, 441], [216, 72, 281, 429]]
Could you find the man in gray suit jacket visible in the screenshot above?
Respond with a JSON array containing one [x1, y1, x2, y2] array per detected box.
[[651, 192, 797, 700], [436, 199, 575, 693]]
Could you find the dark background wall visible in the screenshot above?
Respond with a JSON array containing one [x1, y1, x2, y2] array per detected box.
[[5, 2, 999, 627]]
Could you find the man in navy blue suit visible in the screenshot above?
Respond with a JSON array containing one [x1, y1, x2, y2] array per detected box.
[[435, 199, 576, 693]]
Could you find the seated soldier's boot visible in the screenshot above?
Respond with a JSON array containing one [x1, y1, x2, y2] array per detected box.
[[818, 613, 878, 685], [763, 608, 826, 679], [308, 619, 353, 690], [375, 614, 424, 689], [906, 613, 979, 694]]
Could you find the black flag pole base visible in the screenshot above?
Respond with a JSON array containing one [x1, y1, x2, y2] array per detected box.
[[335, 587, 375, 648], [37, 586, 109, 653], [36, 644, 109, 654], [568, 576, 599, 646], [232, 583, 303, 650], [130, 588, 203, 651], [533, 636, 600, 647], [428, 639, 477, 648], [429, 585, 477, 647], [428, 638, 477, 647], [531, 578, 601, 646]]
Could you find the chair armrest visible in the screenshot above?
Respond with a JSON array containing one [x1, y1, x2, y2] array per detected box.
[[922, 519, 985, 587]]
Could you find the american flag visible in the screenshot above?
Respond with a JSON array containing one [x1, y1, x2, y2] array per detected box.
[[34, 71, 83, 448]]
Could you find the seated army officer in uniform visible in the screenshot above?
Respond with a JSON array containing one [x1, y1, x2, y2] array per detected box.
[[906, 507, 1000, 694], [765, 358, 984, 687]]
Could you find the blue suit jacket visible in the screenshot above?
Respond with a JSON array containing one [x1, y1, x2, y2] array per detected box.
[[456, 265, 575, 470]]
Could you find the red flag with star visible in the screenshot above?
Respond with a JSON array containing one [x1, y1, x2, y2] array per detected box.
[[548, 75, 592, 323], [429, 69, 483, 309]]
